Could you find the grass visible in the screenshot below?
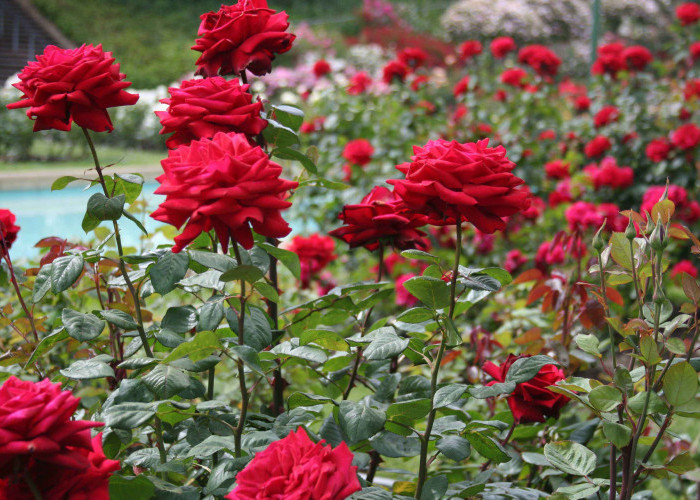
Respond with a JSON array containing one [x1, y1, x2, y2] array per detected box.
[[0, 147, 165, 171]]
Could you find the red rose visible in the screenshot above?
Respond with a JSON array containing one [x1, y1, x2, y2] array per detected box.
[[396, 273, 420, 307], [671, 260, 699, 279], [504, 249, 528, 273], [566, 201, 605, 231], [622, 45, 653, 70], [544, 160, 570, 180], [226, 427, 360, 500], [451, 104, 468, 123], [645, 138, 671, 162], [584, 157, 633, 190], [329, 186, 428, 251], [517, 45, 561, 77], [493, 89, 508, 102], [691, 41, 700, 60], [598, 203, 628, 232], [151, 132, 297, 252], [459, 40, 483, 61], [348, 71, 372, 95], [490, 37, 517, 59], [342, 139, 374, 166], [313, 59, 331, 78], [584, 135, 612, 158], [285, 234, 336, 288], [521, 193, 545, 220], [387, 139, 530, 233], [641, 185, 700, 224], [500, 67, 528, 88], [593, 105, 619, 128], [0, 210, 20, 257], [677, 2, 700, 26], [574, 95, 591, 112], [156, 77, 267, 149], [398, 47, 428, 68], [538, 130, 556, 141], [453, 76, 470, 96], [7, 44, 138, 132], [382, 60, 410, 84], [483, 354, 569, 423], [684, 79, 700, 101], [410, 75, 430, 91], [591, 42, 626, 77], [671, 123, 700, 150], [680, 107, 692, 121], [192, 0, 295, 77], [548, 179, 573, 207]]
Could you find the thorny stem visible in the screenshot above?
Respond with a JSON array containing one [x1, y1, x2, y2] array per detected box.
[[447, 224, 462, 320], [1, 241, 38, 342], [232, 245, 249, 458], [597, 249, 617, 368]]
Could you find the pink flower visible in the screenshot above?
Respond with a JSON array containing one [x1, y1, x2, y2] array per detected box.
[[504, 249, 528, 273], [641, 185, 700, 224], [691, 41, 700, 60]]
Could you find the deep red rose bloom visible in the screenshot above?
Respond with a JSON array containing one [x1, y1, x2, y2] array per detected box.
[[677, 2, 700, 25], [226, 427, 360, 500], [451, 104, 468, 124], [156, 77, 267, 149], [342, 139, 374, 166], [691, 41, 700, 60], [641, 185, 700, 224], [584, 135, 612, 158], [192, 0, 295, 77], [500, 67, 528, 88], [539, 130, 556, 141], [490, 37, 517, 59], [645, 138, 672, 162], [410, 75, 430, 91], [671, 123, 700, 150], [593, 106, 619, 128], [382, 60, 410, 84], [453, 76, 470, 96], [591, 42, 626, 77], [574, 95, 591, 112], [329, 186, 428, 251], [548, 179, 573, 207], [459, 40, 483, 61], [566, 201, 605, 231], [517, 45, 561, 77], [598, 203, 627, 232], [286, 234, 336, 289], [151, 132, 297, 253], [584, 157, 633, 190], [622, 45, 653, 71], [348, 71, 372, 95], [671, 260, 699, 279], [493, 89, 508, 102], [396, 273, 420, 307], [398, 47, 428, 68], [312, 59, 331, 78], [483, 354, 569, 423], [504, 249, 528, 273], [544, 160, 570, 180], [7, 44, 138, 132], [684, 79, 700, 101], [0, 210, 20, 257], [521, 193, 545, 220], [387, 139, 530, 233]]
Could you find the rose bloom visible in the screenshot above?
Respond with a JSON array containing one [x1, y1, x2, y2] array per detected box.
[[584, 157, 634, 190], [483, 354, 569, 423], [329, 186, 428, 251], [493, 89, 508, 102], [382, 59, 410, 84], [459, 40, 483, 61], [500, 67, 528, 88], [453, 76, 470, 97], [396, 273, 420, 307], [671, 260, 699, 279], [646, 137, 672, 162], [593, 105, 619, 128], [591, 42, 626, 77], [312, 59, 331, 78], [691, 41, 700, 60], [151, 132, 297, 252], [342, 139, 374, 166], [7, 44, 138, 132], [548, 179, 573, 207], [684, 79, 700, 101], [286, 234, 336, 288], [598, 203, 627, 232], [641, 185, 700, 224], [0, 209, 20, 257], [504, 249, 528, 273], [574, 94, 591, 112], [521, 192, 545, 220], [347, 71, 372, 95], [398, 47, 428, 68], [671, 123, 700, 150], [410, 75, 429, 91], [677, 2, 700, 26], [680, 107, 693, 121], [584, 135, 612, 158], [535, 239, 565, 269], [517, 45, 561, 77], [565, 201, 605, 231], [544, 160, 570, 180], [623, 45, 653, 70], [490, 37, 517, 59], [473, 229, 495, 254], [226, 427, 360, 500], [192, 0, 295, 77], [388, 139, 530, 233], [451, 104, 468, 124], [539, 130, 556, 141], [156, 77, 267, 149]]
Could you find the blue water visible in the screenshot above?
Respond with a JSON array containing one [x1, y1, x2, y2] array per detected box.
[[1, 182, 165, 261]]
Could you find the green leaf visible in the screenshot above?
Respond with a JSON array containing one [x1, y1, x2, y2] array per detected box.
[[51, 254, 84, 293], [664, 361, 698, 407], [62, 308, 105, 341], [338, 401, 385, 442], [396, 307, 434, 323], [188, 250, 237, 272], [402, 276, 451, 310], [469, 382, 516, 399], [121, 209, 148, 236], [25, 328, 68, 367], [99, 309, 138, 330], [262, 118, 299, 148], [150, 250, 189, 295], [628, 391, 668, 415], [588, 385, 622, 412], [272, 105, 304, 131], [544, 441, 596, 476], [109, 475, 155, 500], [198, 300, 224, 331], [386, 399, 431, 421], [162, 330, 222, 363], [610, 232, 633, 270], [505, 355, 557, 384], [554, 483, 600, 500], [162, 306, 198, 334], [437, 435, 471, 461], [400, 249, 440, 264], [229, 345, 264, 376], [87, 193, 125, 221], [220, 265, 265, 283], [60, 359, 115, 379], [82, 210, 101, 232], [434, 384, 468, 408], [259, 243, 300, 280], [142, 364, 191, 398], [32, 264, 53, 303], [364, 330, 409, 360], [299, 329, 348, 351], [369, 432, 421, 458], [465, 431, 511, 463], [640, 336, 661, 365], [272, 147, 317, 175], [288, 392, 335, 409], [114, 173, 144, 204], [422, 475, 448, 500], [666, 452, 697, 474], [253, 281, 279, 302], [51, 175, 80, 191], [603, 421, 632, 448], [187, 435, 238, 458], [104, 402, 156, 429], [575, 334, 601, 357]]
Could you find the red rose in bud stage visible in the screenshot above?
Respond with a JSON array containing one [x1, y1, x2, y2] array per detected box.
[[395, 273, 420, 307], [544, 160, 570, 180], [500, 67, 528, 88], [156, 77, 267, 149], [591, 42, 626, 77], [677, 2, 700, 26], [584, 135, 612, 158], [671, 123, 700, 150], [285, 234, 336, 289], [691, 41, 700, 60], [0, 210, 20, 257], [7, 44, 138, 132], [584, 156, 634, 190], [388, 139, 530, 233], [685, 79, 700, 101], [382, 60, 410, 84], [348, 71, 372, 95], [312, 59, 331, 78], [226, 427, 360, 500], [192, 0, 295, 77], [459, 40, 483, 61], [517, 45, 561, 77], [398, 47, 428, 68], [645, 137, 672, 162], [593, 105, 619, 128], [490, 37, 517, 59], [483, 354, 569, 423], [641, 185, 700, 224], [453, 76, 470, 97], [623, 45, 653, 70], [671, 260, 699, 279], [342, 139, 374, 167], [151, 132, 298, 253], [329, 186, 428, 251]]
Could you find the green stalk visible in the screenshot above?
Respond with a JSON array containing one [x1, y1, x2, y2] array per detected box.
[[232, 245, 249, 457]]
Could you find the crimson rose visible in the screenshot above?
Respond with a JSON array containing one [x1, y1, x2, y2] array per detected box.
[[490, 37, 517, 59], [517, 45, 561, 77], [677, 2, 700, 26], [0, 210, 20, 257], [285, 234, 336, 289]]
